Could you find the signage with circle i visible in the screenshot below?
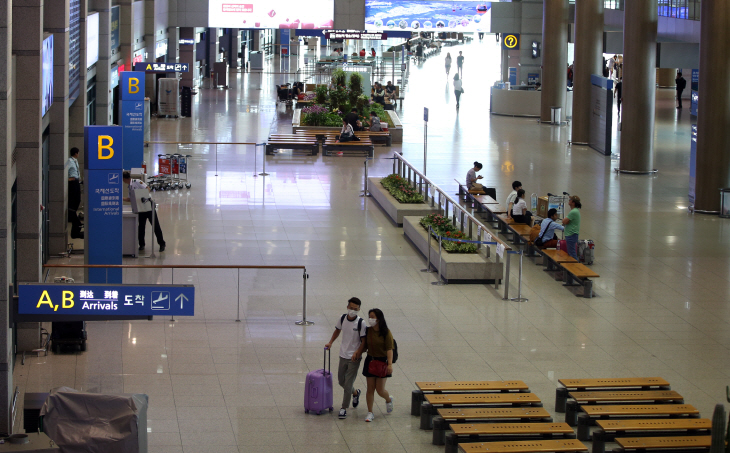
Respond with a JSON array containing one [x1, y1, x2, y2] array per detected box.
[[120, 71, 144, 101], [502, 33, 520, 50]]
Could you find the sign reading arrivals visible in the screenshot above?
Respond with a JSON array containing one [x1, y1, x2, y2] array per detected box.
[[325, 30, 388, 40], [19, 284, 195, 317], [133, 62, 190, 73]]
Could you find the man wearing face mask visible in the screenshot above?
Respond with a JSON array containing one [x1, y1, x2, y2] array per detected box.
[[325, 297, 367, 419]]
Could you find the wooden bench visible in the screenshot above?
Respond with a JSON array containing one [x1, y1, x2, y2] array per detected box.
[[556, 378, 671, 412], [322, 139, 374, 157], [543, 250, 578, 272], [296, 130, 392, 146], [510, 224, 534, 245], [421, 393, 543, 430], [576, 405, 700, 441], [472, 195, 507, 223], [561, 263, 601, 298], [565, 391, 685, 426], [592, 419, 711, 453], [411, 380, 530, 416], [265, 137, 318, 155], [445, 423, 576, 453], [613, 436, 711, 453], [458, 439, 588, 453], [433, 407, 554, 446]]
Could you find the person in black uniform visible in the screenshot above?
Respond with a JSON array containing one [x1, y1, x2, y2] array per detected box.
[[675, 71, 686, 109], [614, 77, 623, 117]]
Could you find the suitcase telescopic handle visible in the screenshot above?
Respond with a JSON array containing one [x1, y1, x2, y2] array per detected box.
[[323, 347, 331, 373]]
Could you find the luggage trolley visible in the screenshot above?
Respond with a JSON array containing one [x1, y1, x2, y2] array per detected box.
[[152, 154, 192, 190]]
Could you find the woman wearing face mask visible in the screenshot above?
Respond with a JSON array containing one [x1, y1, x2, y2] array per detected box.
[[361, 308, 394, 422]]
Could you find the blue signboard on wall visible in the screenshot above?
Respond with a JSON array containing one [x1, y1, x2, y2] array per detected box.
[[119, 72, 145, 169], [690, 90, 698, 117], [508, 67, 517, 85], [691, 69, 699, 92], [19, 284, 195, 317], [84, 126, 123, 283], [111, 6, 120, 51], [281, 29, 290, 56]]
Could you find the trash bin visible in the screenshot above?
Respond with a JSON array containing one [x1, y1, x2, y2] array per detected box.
[[720, 188, 730, 218], [551, 106, 562, 125]]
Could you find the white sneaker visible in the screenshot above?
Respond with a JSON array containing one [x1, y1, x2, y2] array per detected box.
[[386, 396, 394, 414], [338, 408, 347, 419], [365, 412, 374, 422]]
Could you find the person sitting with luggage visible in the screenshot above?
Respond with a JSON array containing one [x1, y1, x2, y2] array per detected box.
[[372, 83, 386, 105], [466, 162, 486, 194], [534, 208, 564, 248], [510, 189, 532, 225], [336, 118, 358, 142]]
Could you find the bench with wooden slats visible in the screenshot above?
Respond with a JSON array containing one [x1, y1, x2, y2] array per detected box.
[[510, 224, 534, 245], [422, 394, 543, 430], [591, 419, 711, 453], [322, 139, 374, 157], [576, 405, 700, 441], [542, 250, 578, 272], [565, 392, 685, 426], [411, 381, 531, 416], [445, 423, 576, 453], [458, 439, 589, 453], [322, 132, 392, 146], [266, 135, 319, 155], [433, 407, 554, 446], [561, 263, 601, 298], [295, 129, 392, 146], [555, 378, 671, 413], [613, 436, 711, 453]]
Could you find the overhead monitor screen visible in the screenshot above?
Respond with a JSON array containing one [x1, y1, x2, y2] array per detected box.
[[208, 0, 334, 29], [86, 12, 99, 68], [365, 0, 492, 32], [42, 35, 54, 117]]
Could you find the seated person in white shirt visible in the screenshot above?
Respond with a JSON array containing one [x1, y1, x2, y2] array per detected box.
[[505, 180, 522, 218], [535, 208, 564, 248], [510, 188, 532, 225]]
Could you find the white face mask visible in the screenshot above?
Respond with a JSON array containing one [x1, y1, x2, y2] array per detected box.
[[367, 318, 377, 327], [347, 309, 358, 318]]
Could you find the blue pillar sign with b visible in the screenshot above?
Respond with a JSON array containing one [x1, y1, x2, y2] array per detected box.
[[120, 72, 145, 170], [84, 126, 124, 284]]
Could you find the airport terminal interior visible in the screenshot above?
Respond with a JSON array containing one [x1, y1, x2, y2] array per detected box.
[[3, 2, 730, 452]]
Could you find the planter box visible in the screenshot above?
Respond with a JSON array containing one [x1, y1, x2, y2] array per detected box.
[[368, 177, 439, 226], [403, 216, 504, 283], [292, 109, 403, 144]]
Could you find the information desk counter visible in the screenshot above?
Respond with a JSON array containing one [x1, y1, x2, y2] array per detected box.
[[490, 87, 573, 121]]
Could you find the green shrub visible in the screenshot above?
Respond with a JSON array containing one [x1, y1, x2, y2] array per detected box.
[[315, 85, 327, 104], [420, 213, 478, 253], [332, 69, 347, 87], [380, 174, 424, 204]]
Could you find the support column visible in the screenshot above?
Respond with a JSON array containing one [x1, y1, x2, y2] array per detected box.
[[90, 0, 112, 125], [540, 0, 568, 123], [0, 0, 13, 436], [45, 0, 71, 255], [69, 0, 88, 168], [119, 0, 133, 70], [501, 46, 509, 82], [693, 0, 729, 212], [571, 0, 603, 144], [618, 0, 658, 173], [12, 0, 44, 284], [179, 27, 195, 89]]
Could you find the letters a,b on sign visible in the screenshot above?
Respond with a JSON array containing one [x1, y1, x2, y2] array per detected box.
[[120, 71, 144, 101]]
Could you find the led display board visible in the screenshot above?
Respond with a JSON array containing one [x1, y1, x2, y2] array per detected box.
[[87, 12, 99, 68], [365, 0, 492, 32], [42, 35, 54, 117], [208, 0, 334, 29]]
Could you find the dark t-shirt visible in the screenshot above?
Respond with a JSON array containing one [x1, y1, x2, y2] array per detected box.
[[615, 81, 622, 100], [385, 85, 396, 94], [345, 112, 359, 128], [676, 77, 686, 92], [457, 55, 464, 66]]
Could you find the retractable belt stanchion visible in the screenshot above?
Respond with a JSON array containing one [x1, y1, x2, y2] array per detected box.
[[421, 226, 434, 273], [510, 250, 528, 302], [295, 270, 313, 326], [360, 158, 371, 197], [259, 142, 269, 176]]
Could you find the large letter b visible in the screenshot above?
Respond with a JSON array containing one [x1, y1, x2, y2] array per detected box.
[[129, 77, 139, 94], [98, 135, 114, 160]]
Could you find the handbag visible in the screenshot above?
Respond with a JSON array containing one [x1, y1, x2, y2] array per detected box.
[[534, 221, 553, 247], [368, 358, 388, 377]]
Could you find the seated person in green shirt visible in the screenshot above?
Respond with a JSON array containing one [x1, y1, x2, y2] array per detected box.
[[562, 195, 581, 259]]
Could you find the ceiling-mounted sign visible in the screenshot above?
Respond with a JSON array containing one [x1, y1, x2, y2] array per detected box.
[[365, 0, 492, 32], [134, 62, 190, 72], [502, 33, 520, 49], [531, 40, 540, 58], [325, 30, 388, 40], [86, 12, 99, 68], [179, 38, 195, 45]]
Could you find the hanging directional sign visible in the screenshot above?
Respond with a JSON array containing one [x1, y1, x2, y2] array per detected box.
[[133, 62, 190, 73], [18, 284, 195, 317]]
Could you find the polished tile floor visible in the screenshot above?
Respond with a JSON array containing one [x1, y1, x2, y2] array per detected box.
[[20, 39, 730, 452]]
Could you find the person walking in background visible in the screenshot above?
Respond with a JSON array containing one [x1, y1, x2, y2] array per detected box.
[[67, 147, 83, 239], [562, 196, 581, 260], [445, 52, 452, 77], [453, 74, 463, 109], [370, 47, 376, 57], [325, 297, 367, 420], [456, 51, 464, 78], [675, 71, 686, 109], [614, 77, 623, 117], [362, 308, 395, 422]]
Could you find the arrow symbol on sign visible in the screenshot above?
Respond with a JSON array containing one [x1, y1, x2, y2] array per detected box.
[[176, 294, 188, 309]]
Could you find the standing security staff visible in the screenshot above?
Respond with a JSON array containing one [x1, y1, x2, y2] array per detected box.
[[122, 171, 166, 252], [67, 148, 83, 239]]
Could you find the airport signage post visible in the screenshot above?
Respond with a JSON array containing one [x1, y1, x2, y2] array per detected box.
[[119, 72, 145, 169]]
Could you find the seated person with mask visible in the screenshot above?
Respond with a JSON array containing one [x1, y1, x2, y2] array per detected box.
[[534, 208, 564, 248]]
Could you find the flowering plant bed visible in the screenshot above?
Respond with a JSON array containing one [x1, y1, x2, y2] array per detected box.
[[419, 213, 478, 254], [380, 174, 424, 204]]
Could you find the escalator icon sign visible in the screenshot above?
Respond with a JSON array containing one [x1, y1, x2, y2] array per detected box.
[[151, 291, 170, 310]]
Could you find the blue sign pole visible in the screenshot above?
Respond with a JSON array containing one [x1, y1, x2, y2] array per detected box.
[[84, 126, 124, 283], [119, 72, 145, 170], [18, 284, 195, 317]]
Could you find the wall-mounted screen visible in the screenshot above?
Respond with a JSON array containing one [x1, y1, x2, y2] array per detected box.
[[208, 0, 334, 29], [42, 35, 54, 117], [87, 12, 99, 68], [365, 0, 492, 32]]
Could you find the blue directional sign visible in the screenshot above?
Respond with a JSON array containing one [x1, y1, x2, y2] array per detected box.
[[133, 62, 189, 73], [18, 284, 195, 317]]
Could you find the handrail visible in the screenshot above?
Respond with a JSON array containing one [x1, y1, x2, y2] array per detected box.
[[42, 263, 312, 325], [390, 153, 517, 299]]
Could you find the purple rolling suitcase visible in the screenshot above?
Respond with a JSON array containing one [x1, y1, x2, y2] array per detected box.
[[304, 348, 334, 415]]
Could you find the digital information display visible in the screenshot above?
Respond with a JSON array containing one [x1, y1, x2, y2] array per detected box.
[[42, 35, 53, 117], [208, 0, 334, 29], [19, 284, 195, 317], [365, 0, 492, 32]]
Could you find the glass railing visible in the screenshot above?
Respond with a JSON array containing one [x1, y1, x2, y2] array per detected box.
[[605, 0, 701, 20]]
